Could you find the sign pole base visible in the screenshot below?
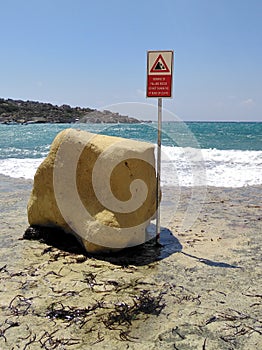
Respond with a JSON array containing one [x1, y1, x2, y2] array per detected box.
[[156, 97, 162, 244]]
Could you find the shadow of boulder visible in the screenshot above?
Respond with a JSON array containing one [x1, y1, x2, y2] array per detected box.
[[96, 227, 182, 266], [23, 225, 182, 266], [23, 225, 87, 255]]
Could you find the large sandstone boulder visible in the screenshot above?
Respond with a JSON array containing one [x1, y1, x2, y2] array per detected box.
[[27, 128, 157, 253]]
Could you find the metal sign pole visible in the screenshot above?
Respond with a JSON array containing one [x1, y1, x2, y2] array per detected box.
[[147, 50, 173, 244], [156, 97, 162, 244]]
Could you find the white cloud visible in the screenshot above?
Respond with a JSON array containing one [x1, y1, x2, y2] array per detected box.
[[241, 98, 255, 105]]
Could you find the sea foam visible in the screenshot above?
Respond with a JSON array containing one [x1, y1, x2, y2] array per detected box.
[[0, 158, 44, 180], [0, 146, 261, 187]]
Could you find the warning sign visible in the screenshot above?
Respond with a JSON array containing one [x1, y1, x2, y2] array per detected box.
[[147, 51, 173, 98], [150, 54, 170, 73]]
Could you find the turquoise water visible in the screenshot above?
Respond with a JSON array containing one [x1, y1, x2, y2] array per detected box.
[[0, 122, 261, 160], [185, 122, 262, 151], [0, 122, 261, 187]]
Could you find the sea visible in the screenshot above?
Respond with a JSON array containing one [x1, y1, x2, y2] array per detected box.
[[0, 122, 261, 188]]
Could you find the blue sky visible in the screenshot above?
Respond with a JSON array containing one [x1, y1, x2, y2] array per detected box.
[[0, 0, 261, 121]]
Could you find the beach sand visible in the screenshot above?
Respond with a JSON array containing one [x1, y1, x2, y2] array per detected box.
[[0, 174, 261, 349]]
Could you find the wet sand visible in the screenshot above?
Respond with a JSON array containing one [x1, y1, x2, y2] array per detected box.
[[0, 175, 261, 349]]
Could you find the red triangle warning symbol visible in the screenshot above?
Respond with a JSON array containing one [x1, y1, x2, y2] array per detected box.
[[150, 54, 170, 73]]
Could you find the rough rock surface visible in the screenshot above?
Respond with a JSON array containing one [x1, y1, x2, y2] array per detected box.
[[27, 129, 157, 253]]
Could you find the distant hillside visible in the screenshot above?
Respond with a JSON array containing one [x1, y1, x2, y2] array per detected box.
[[0, 98, 141, 124]]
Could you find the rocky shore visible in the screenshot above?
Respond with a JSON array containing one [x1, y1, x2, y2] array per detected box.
[[0, 98, 141, 124]]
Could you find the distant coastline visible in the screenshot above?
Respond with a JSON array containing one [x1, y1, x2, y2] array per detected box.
[[0, 98, 143, 124]]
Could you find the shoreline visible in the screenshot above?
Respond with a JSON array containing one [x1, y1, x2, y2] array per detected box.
[[0, 175, 261, 349]]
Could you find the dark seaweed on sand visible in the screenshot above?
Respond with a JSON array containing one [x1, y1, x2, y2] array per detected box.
[[46, 301, 104, 327], [45, 290, 165, 331], [104, 290, 165, 328]]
